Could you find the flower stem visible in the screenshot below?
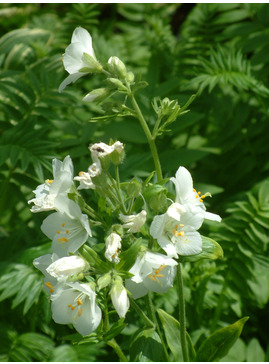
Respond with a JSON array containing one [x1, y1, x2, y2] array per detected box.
[[107, 339, 128, 362], [128, 91, 163, 182], [176, 262, 189, 362], [129, 296, 155, 328], [146, 293, 170, 361]]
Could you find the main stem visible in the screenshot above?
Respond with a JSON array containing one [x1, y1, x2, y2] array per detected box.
[[177, 262, 189, 362], [128, 92, 163, 182], [146, 294, 170, 362]]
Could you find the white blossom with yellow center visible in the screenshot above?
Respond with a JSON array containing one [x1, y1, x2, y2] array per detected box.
[[28, 156, 73, 213], [171, 166, 221, 222], [50, 282, 102, 336], [125, 251, 177, 299], [150, 202, 204, 258]]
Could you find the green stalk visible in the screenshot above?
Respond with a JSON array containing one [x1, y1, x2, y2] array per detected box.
[[146, 293, 170, 362], [128, 91, 163, 182], [103, 293, 128, 362], [176, 263, 189, 362], [114, 165, 128, 214], [129, 296, 155, 328]]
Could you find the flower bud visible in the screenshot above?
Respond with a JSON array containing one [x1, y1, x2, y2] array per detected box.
[[106, 78, 127, 91], [105, 233, 121, 264], [97, 272, 112, 290], [108, 56, 127, 79], [127, 178, 141, 198], [126, 71, 135, 83], [83, 88, 111, 103], [110, 276, 129, 318]]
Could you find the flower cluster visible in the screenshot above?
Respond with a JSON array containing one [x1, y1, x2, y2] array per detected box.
[[30, 27, 221, 338]]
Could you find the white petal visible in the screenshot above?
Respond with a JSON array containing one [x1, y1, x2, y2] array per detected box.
[[73, 299, 102, 336], [204, 211, 222, 222], [71, 27, 93, 55], [33, 254, 54, 275], [174, 231, 202, 256], [143, 265, 177, 294], [150, 214, 165, 239], [125, 279, 148, 299], [51, 288, 77, 324], [46, 256, 86, 278], [82, 93, 98, 102], [111, 286, 129, 318], [63, 42, 89, 74], [171, 166, 194, 203], [58, 72, 84, 93]]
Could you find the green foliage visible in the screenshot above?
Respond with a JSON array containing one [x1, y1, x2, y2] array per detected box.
[[0, 3, 268, 361]]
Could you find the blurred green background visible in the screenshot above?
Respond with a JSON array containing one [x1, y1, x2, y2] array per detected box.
[[0, 3, 268, 361]]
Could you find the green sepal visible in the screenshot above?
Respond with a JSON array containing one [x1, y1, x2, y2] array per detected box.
[[157, 308, 196, 362], [103, 318, 126, 341], [180, 236, 223, 262], [97, 272, 111, 290], [132, 80, 148, 93], [83, 52, 102, 72], [116, 238, 142, 272], [78, 67, 92, 73], [195, 317, 249, 362], [80, 245, 111, 273]]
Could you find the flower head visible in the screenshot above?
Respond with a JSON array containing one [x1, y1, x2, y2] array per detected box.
[[51, 282, 102, 336], [59, 27, 102, 93], [28, 156, 73, 213], [105, 233, 121, 264], [126, 251, 177, 299], [150, 202, 203, 258], [171, 166, 221, 222], [41, 196, 92, 258], [119, 210, 147, 233]]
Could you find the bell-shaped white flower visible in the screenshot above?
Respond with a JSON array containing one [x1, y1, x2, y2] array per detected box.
[[171, 166, 221, 222], [28, 156, 74, 213], [150, 202, 203, 258], [110, 277, 129, 318], [46, 255, 88, 279], [105, 233, 121, 264], [125, 251, 177, 299], [51, 282, 102, 336], [59, 27, 102, 93], [119, 210, 147, 233], [41, 196, 92, 258]]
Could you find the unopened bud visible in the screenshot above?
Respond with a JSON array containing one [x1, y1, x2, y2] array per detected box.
[[108, 56, 127, 79], [106, 78, 127, 91], [97, 273, 112, 290], [126, 71, 134, 83], [83, 88, 111, 103]]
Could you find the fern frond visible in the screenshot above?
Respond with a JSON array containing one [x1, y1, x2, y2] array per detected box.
[[186, 46, 269, 97]]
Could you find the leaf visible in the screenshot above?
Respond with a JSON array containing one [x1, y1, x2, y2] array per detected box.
[[181, 236, 223, 262], [103, 318, 126, 341], [129, 328, 164, 362], [117, 238, 142, 272], [246, 338, 265, 362], [195, 317, 249, 362], [157, 308, 196, 362]]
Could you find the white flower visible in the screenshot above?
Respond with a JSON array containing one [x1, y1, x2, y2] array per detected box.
[[28, 156, 73, 213], [41, 196, 92, 258], [171, 166, 221, 222], [59, 27, 102, 93], [119, 210, 147, 233], [51, 282, 102, 336], [125, 251, 177, 299], [150, 202, 203, 258], [74, 160, 102, 190], [46, 256, 88, 279], [110, 277, 129, 318], [74, 171, 95, 190], [89, 141, 124, 162], [105, 233, 121, 264]]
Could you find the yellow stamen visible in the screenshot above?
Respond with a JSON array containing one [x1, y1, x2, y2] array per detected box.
[[78, 171, 84, 177], [45, 282, 53, 289], [56, 230, 60, 234], [62, 223, 66, 227], [199, 199, 203, 202], [148, 275, 158, 282], [78, 308, 83, 317], [180, 224, 184, 227], [201, 195, 205, 199], [49, 289, 54, 293], [66, 230, 69, 234], [193, 188, 196, 192], [57, 237, 69, 243], [46, 179, 53, 184], [77, 298, 83, 306], [195, 195, 199, 198], [71, 306, 75, 311], [198, 191, 201, 195]]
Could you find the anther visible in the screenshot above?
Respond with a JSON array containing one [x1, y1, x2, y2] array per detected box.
[[77, 298, 83, 306], [56, 230, 60, 234], [62, 223, 66, 227], [57, 237, 69, 243], [66, 230, 69, 234], [78, 308, 83, 317]]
